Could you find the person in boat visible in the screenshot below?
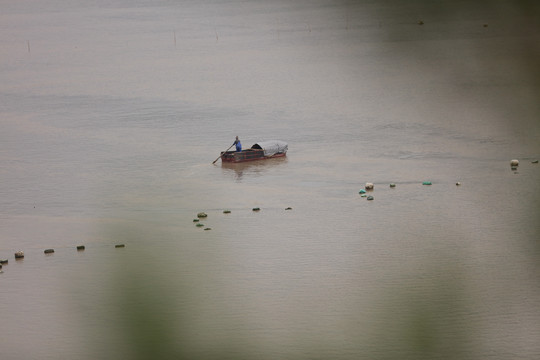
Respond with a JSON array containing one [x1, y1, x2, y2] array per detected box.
[[234, 136, 242, 152]]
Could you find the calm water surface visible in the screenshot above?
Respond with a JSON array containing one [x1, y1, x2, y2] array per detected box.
[[1, 1, 540, 359]]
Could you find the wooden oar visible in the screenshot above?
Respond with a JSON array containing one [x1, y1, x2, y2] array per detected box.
[[212, 143, 235, 164]]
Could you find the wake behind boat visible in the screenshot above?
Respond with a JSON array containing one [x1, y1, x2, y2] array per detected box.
[[220, 140, 288, 163]]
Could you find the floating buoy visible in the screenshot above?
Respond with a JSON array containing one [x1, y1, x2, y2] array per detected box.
[[389, 183, 396, 188], [193, 219, 200, 222], [422, 181, 432, 185], [223, 210, 231, 214], [115, 244, 125, 248], [77, 245, 85, 251], [510, 159, 519, 167], [365, 183, 374, 190], [483, 23, 488, 27], [252, 207, 260, 211], [360, 194, 367, 197], [15, 251, 24, 259], [196, 223, 204, 227], [204, 228, 211, 231], [197, 212, 208, 218], [367, 196, 374, 200], [0, 259, 8, 264], [44, 249, 54, 254], [285, 207, 292, 210], [456, 182, 461, 186], [532, 160, 538, 164], [418, 20, 424, 25], [359, 189, 366, 194]]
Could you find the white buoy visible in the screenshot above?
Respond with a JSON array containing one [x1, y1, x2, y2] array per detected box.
[[365, 182, 374, 190], [510, 159, 519, 167]]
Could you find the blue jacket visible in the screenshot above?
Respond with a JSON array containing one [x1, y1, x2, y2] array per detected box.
[[234, 139, 242, 152]]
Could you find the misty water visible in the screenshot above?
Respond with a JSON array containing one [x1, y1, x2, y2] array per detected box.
[[1, 1, 540, 359]]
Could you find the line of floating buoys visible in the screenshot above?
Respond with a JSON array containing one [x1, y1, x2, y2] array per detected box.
[[358, 180, 452, 201], [417, 20, 489, 28], [1, 244, 129, 275], [193, 207, 293, 232]]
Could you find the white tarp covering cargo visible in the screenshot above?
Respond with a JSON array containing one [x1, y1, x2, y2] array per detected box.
[[251, 140, 288, 156]]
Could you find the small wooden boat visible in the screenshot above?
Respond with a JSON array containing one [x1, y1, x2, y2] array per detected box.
[[220, 140, 288, 163]]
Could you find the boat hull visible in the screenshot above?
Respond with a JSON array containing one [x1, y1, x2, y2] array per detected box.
[[220, 150, 286, 163]]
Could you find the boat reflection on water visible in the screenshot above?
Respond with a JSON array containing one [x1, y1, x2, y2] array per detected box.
[[221, 156, 288, 181]]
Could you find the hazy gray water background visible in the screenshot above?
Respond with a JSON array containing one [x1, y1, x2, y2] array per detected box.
[[1, 1, 540, 359]]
